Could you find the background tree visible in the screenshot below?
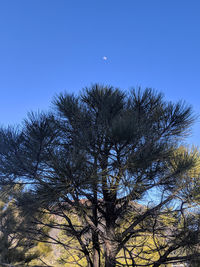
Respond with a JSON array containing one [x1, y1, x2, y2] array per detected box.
[[0, 184, 42, 266], [0, 85, 200, 267], [0, 182, 52, 266]]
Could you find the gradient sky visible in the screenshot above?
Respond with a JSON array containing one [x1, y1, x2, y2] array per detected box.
[[0, 0, 200, 145]]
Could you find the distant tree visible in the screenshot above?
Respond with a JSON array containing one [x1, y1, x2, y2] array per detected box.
[[0, 184, 40, 266], [0, 85, 200, 267], [0, 182, 53, 267]]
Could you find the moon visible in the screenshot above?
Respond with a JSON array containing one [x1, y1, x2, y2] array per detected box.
[[102, 56, 107, 61]]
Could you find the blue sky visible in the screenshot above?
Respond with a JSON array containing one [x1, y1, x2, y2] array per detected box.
[[0, 0, 200, 145]]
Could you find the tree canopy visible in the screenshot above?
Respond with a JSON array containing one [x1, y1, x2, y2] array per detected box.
[[0, 84, 199, 267]]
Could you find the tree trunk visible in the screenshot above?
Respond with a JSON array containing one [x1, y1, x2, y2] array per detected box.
[[92, 160, 101, 267], [93, 247, 100, 267], [104, 227, 117, 267], [92, 179, 101, 267], [92, 231, 100, 267]]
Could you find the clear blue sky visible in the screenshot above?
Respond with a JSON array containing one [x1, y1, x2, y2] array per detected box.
[[0, 0, 200, 145]]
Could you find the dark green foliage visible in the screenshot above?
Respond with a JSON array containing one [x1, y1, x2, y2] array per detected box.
[[0, 84, 199, 267]]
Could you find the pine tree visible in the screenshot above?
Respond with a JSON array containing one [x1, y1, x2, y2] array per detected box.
[[0, 85, 199, 267]]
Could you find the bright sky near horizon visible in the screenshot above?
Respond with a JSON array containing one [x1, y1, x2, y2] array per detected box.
[[0, 0, 200, 145]]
